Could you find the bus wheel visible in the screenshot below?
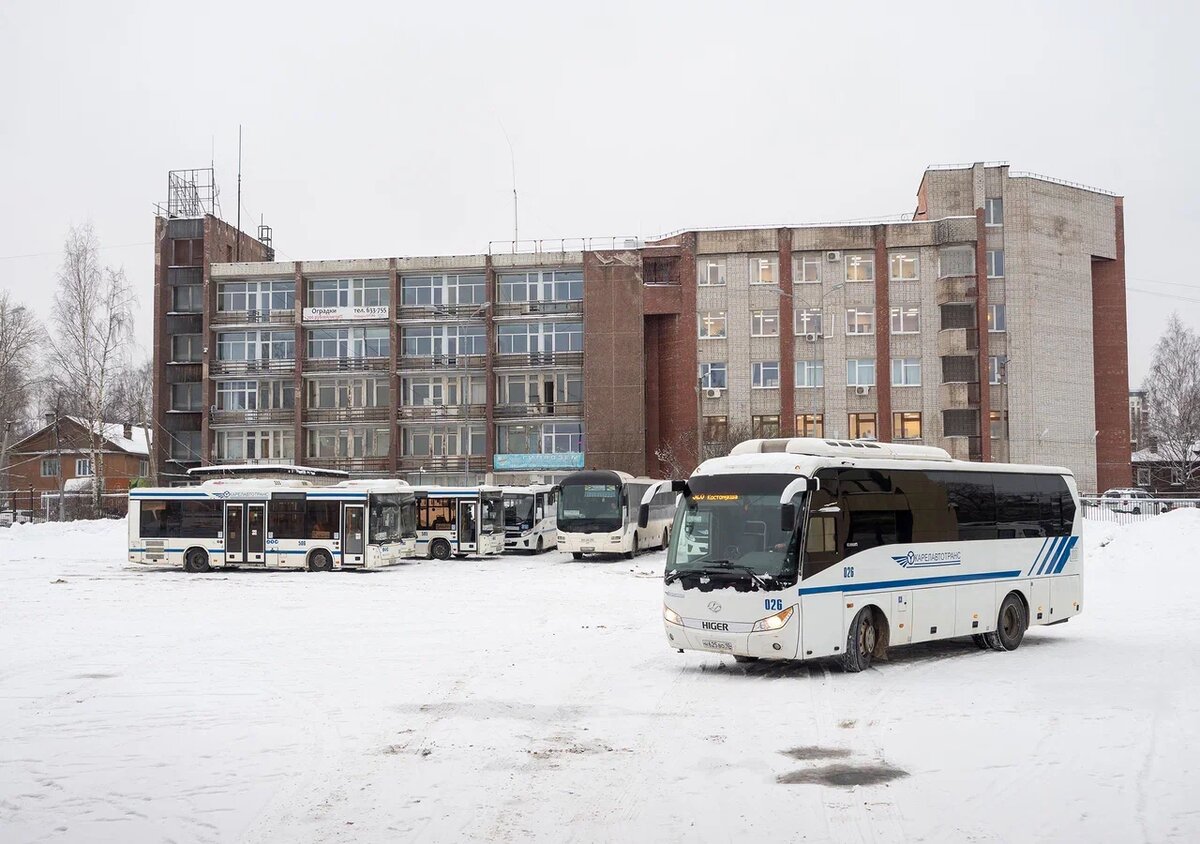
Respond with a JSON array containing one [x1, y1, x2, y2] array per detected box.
[[984, 593, 1027, 651], [429, 539, 452, 561], [307, 549, 333, 572], [535, 536, 544, 554], [572, 552, 583, 560], [661, 528, 669, 549], [841, 607, 878, 673], [183, 548, 210, 573], [733, 655, 759, 664]]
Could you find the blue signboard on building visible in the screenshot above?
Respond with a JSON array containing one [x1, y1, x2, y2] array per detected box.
[[493, 453, 585, 471]]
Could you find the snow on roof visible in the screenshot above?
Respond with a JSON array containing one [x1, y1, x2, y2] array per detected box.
[[64, 477, 95, 493], [65, 417, 150, 456], [1134, 444, 1200, 463]]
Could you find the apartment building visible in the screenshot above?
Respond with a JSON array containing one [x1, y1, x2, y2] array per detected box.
[[151, 162, 1130, 491]]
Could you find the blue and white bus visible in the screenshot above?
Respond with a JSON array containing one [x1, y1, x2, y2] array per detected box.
[[656, 438, 1082, 671], [128, 478, 417, 572], [502, 484, 558, 553], [409, 485, 505, 559]]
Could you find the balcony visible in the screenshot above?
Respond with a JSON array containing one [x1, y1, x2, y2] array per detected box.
[[941, 435, 982, 461], [492, 300, 583, 318], [493, 351, 583, 370], [210, 408, 297, 426], [305, 456, 391, 475], [493, 402, 583, 420], [168, 266, 203, 285], [209, 358, 296, 376], [396, 302, 491, 322], [304, 356, 390, 373], [936, 328, 979, 357], [212, 308, 296, 327], [396, 354, 486, 373], [397, 454, 489, 475], [305, 406, 392, 424], [397, 404, 488, 422], [936, 276, 975, 305], [939, 382, 981, 409]]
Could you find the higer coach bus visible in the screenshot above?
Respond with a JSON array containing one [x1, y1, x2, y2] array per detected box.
[[556, 470, 676, 559], [651, 438, 1082, 671], [128, 478, 418, 572]]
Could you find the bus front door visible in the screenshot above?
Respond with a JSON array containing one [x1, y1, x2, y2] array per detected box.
[[225, 503, 246, 564], [343, 504, 365, 567], [457, 500, 478, 554], [246, 503, 266, 564]]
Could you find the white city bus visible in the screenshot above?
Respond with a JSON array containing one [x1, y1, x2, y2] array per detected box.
[[556, 470, 676, 559], [409, 485, 505, 559], [502, 484, 558, 553], [128, 478, 418, 572], [656, 438, 1082, 671]]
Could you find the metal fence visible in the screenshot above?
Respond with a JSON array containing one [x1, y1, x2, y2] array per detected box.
[[1080, 495, 1200, 527], [1, 490, 128, 523]]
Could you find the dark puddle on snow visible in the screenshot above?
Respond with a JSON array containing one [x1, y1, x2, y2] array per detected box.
[[781, 745, 852, 761], [777, 763, 908, 787]]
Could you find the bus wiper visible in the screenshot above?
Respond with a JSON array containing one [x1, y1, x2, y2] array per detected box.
[[700, 560, 770, 590]]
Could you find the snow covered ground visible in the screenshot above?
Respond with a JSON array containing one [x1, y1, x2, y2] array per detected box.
[[2, 514, 1199, 843]]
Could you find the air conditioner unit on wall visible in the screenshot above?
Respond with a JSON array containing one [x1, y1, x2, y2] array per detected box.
[[704, 388, 724, 399], [825, 251, 842, 262], [854, 385, 871, 396], [803, 333, 819, 342]]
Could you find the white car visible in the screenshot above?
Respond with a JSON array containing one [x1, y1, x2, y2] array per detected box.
[[1099, 488, 1163, 515]]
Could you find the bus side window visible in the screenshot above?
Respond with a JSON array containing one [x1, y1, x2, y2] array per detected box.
[[535, 494, 544, 521], [802, 513, 842, 579]]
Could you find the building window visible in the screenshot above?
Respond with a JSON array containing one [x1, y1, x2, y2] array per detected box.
[[306, 426, 388, 459], [171, 382, 202, 411], [846, 359, 875, 387], [989, 355, 1006, 385], [795, 360, 824, 388], [401, 273, 486, 307], [542, 422, 583, 454], [891, 357, 921, 387], [848, 412, 877, 440], [216, 330, 295, 361], [698, 257, 727, 287], [170, 334, 203, 363], [892, 411, 922, 440], [402, 324, 487, 357], [794, 254, 821, 284], [988, 304, 1007, 332], [751, 361, 780, 389], [75, 458, 93, 477], [217, 429, 296, 461], [751, 256, 778, 285], [795, 308, 824, 337], [139, 459, 149, 478], [890, 306, 920, 334], [306, 376, 387, 409], [796, 413, 824, 437], [307, 277, 390, 309], [985, 197, 1004, 227], [699, 362, 727, 390], [41, 458, 59, 477], [171, 431, 202, 462], [171, 285, 203, 313], [987, 250, 1005, 279], [218, 280, 295, 313], [846, 308, 875, 335], [308, 327, 390, 359], [495, 322, 583, 355], [990, 410, 1008, 439], [751, 309, 780, 337], [845, 254, 874, 283], [699, 311, 727, 340], [889, 253, 919, 281], [1136, 467, 1150, 486], [938, 245, 975, 278], [752, 415, 781, 438], [703, 416, 728, 442], [407, 374, 485, 407], [497, 269, 583, 303]]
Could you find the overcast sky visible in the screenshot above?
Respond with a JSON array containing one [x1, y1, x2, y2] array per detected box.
[[2, 0, 1197, 386]]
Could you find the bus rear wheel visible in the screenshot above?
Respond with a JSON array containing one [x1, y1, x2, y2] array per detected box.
[[661, 528, 669, 549], [535, 536, 544, 554], [183, 548, 210, 573], [841, 607, 879, 673], [572, 552, 583, 560], [307, 549, 333, 572], [984, 593, 1027, 651], [429, 539, 452, 561]]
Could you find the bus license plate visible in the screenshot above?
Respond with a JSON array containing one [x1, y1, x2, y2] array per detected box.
[[701, 639, 733, 652], [582, 546, 594, 552]]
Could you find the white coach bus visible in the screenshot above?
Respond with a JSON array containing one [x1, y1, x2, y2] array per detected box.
[[556, 470, 676, 559], [502, 484, 558, 553], [656, 438, 1082, 671], [410, 485, 506, 559], [128, 478, 418, 572]]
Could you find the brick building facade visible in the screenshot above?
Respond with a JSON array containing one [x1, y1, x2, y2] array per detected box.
[[151, 162, 1130, 492]]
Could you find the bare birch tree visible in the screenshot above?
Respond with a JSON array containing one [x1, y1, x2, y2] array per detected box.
[[107, 357, 155, 481], [48, 224, 135, 512], [0, 292, 42, 499], [1145, 313, 1200, 490]]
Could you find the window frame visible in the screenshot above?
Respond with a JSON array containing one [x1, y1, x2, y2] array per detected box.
[[892, 411, 923, 440], [845, 308, 875, 336], [699, 362, 727, 390], [890, 306, 920, 334], [795, 308, 824, 337], [796, 413, 824, 438], [698, 311, 727, 340], [751, 360, 781, 389], [889, 253, 919, 282], [846, 358, 876, 387], [891, 357, 922, 387], [698, 257, 727, 287], [988, 303, 1007, 333], [750, 256, 779, 286], [987, 249, 1005, 279], [985, 197, 1004, 227], [845, 254, 875, 283], [795, 359, 824, 388], [794, 254, 821, 284], [750, 309, 780, 338], [848, 412, 877, 440]]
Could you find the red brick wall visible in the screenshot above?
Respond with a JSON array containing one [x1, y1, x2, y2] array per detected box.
[[975, 209, 992, 462], [7, 421, 147, 496], [652, 234, 699, 476], [1092, 198, 1132, 490]]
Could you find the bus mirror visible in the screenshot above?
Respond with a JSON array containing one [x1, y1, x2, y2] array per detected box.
[[550, 485, 561, 496], [413, 491, 428, 500], [670, 480, 690, 496], [781, 503, 796, 532], [637, 503, 650, 529]]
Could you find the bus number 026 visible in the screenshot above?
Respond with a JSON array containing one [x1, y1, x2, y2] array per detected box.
[[843, 566, 854, 579], [764, 598, 783, 612]]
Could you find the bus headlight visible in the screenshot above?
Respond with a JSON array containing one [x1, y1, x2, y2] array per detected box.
[[663, 605, 683, 626], [751, 605, 794, 633]]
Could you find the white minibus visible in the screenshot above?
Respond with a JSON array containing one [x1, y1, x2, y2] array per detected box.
[[409, 486, 505, 559], [502, 484, 558, 553], [556, 470, 676, 559]]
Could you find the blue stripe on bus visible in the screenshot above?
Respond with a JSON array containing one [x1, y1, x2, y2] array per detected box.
[[1026, 538, 1050, 576], [1053, 537, 1078, 574], [798, 569, 1023, 596], [1036, 537, 1060, 576], [1048, 536, 1071, 575]]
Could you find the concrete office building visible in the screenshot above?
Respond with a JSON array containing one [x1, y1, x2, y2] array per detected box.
[[151, 162, 1129, 492]]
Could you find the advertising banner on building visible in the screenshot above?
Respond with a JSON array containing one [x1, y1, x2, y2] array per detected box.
[[493, 453, 585, 471], [302, 306, 389, 322]]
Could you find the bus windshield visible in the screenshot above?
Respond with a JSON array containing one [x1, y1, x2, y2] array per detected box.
[[504, 494, 535, 531], [482, 493, 504, 534], [368, 494, 416, 544], [558, 482, 622, 533], [666, 474, 804, 589]]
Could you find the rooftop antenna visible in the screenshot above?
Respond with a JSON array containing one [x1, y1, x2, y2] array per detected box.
[[499, 121, 518, 245], [236, 124, 242, 261]]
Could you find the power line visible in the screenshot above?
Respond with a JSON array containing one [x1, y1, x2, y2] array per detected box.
[[0, 241, 154, 261], [1127, 286, 1200, 305]]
